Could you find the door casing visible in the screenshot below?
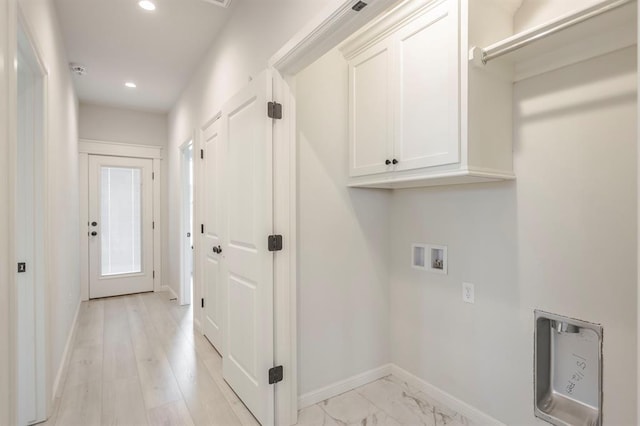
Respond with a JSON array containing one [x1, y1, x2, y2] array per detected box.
[[179, 140, 194, 306], [15, 12, 47, 426], [78, 140, 163, 302]]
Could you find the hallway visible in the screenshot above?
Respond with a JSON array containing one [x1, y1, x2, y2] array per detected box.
[[47, 292, 258, 426]]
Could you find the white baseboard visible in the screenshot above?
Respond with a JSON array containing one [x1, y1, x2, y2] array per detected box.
[[52, 300, 81, 399], [390, 365, 505, 425], [194, 317, 203, 334], [298, 364, 393, 409], [161, 284, 179, 301]]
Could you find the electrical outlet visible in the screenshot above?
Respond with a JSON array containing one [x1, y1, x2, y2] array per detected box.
[[462, 282, 475, 304]]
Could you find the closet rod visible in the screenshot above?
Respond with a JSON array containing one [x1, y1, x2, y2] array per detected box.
[[481, 0, 634, 64]]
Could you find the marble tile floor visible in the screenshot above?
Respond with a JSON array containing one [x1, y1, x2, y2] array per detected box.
[[296, 376, 474, 426], [44, 291, 471, 426]]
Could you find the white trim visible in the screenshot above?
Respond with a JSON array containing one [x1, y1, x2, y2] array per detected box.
[[15, 9, 49, 424], [79, 139, 163, 159], [79, 153, 89, 301], [269, 0, 399, 76], [298, 364, 393, 409], [152, 159, 162, 292], [178, 139, 194, 306], [51, 300, 81, 399], [298, 364, 508, 425], [161, 284, 179, 301], [272, 71, 298, 426], [390, 365, 505, 425]]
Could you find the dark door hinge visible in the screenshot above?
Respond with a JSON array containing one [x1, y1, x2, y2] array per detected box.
[[267, 102, 282, 120], [201, 298, 205, 308], [152, 172, 155, 180], [17, 262, 26, 273], [200, 149, 204, 159], [352, 1, 367, 11], [152, 221, 155, 229], [201, 224, 204, 234], [153, 270, 155, 278], [268, 235, 283, 252], [268, 366, 283, 384]]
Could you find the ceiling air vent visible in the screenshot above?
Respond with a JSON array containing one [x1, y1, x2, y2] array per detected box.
[[202, 0, 232, 8]]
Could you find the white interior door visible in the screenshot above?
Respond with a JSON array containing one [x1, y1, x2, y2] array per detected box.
[[201, 118, 224, 353], [88, 155, 154, 299], [16, 24, 46, 426], [221, 70, 275, 426]]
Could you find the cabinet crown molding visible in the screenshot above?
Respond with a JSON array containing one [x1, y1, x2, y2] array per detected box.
[[340, 0, 447, 60]]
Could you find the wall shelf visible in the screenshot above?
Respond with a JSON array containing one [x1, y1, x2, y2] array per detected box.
[[470, 0, 637, 82]]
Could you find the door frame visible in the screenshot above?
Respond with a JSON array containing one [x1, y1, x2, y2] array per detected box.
[[78, 139, 163, 301], [262, 1, 400, 424], [179, 139, 194, 306], [12, 8, 49, 425]]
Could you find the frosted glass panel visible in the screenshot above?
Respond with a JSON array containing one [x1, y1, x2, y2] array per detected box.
[[101, 167, 142, 276]]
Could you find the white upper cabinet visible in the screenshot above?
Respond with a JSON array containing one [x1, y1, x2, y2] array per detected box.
[[349, 39, 394, 177], [341, 0, 516, 189], [394, 1, 459, 172]]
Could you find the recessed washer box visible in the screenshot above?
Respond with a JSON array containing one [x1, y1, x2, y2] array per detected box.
[[534, 310, 602, 426]]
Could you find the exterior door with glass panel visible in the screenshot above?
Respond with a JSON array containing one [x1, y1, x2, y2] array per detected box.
[[89, 155, 154, 299]]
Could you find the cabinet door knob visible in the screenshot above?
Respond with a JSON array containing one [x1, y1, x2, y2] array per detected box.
[[385, 159, 391, 165], [90, 231, 98, 236], [392, 159, 398, 165]]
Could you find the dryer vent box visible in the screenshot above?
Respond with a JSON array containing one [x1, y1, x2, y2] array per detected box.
[[534, 310, 602, 426]]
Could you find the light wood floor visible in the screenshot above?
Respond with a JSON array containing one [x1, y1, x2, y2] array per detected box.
[[44, 291, 260, 426]]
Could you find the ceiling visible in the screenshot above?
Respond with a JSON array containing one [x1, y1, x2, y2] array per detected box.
[[55, 0, 235, 112]]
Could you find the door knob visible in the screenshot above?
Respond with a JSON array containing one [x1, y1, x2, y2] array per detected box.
[[385, 159, 391, 165], [91, 231, 98, 236], [91, 221, 98, 227], [392, 159, 398, 165], [213, 245, 222, 254]]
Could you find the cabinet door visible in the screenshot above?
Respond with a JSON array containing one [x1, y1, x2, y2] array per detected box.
[[348, 40, 394, 177], [394, 1, 459, 171]]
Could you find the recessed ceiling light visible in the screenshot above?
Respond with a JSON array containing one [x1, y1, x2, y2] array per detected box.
[[125, 82, 137, 88], [138, 1, 156, 11]]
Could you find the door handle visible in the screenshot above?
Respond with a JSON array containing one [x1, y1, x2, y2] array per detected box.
[[392, 159, 398, 165], [91, 231, 98, 236], [213, 245, 222, 254], [91, 221, 98, 227], [385, 159, 391, 165]]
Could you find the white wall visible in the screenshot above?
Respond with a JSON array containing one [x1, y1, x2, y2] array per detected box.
[[390, 47, 637, 424], [11, 0, 80, 419], [295, 48, 391, 395], [79, 103, 168, 146]]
